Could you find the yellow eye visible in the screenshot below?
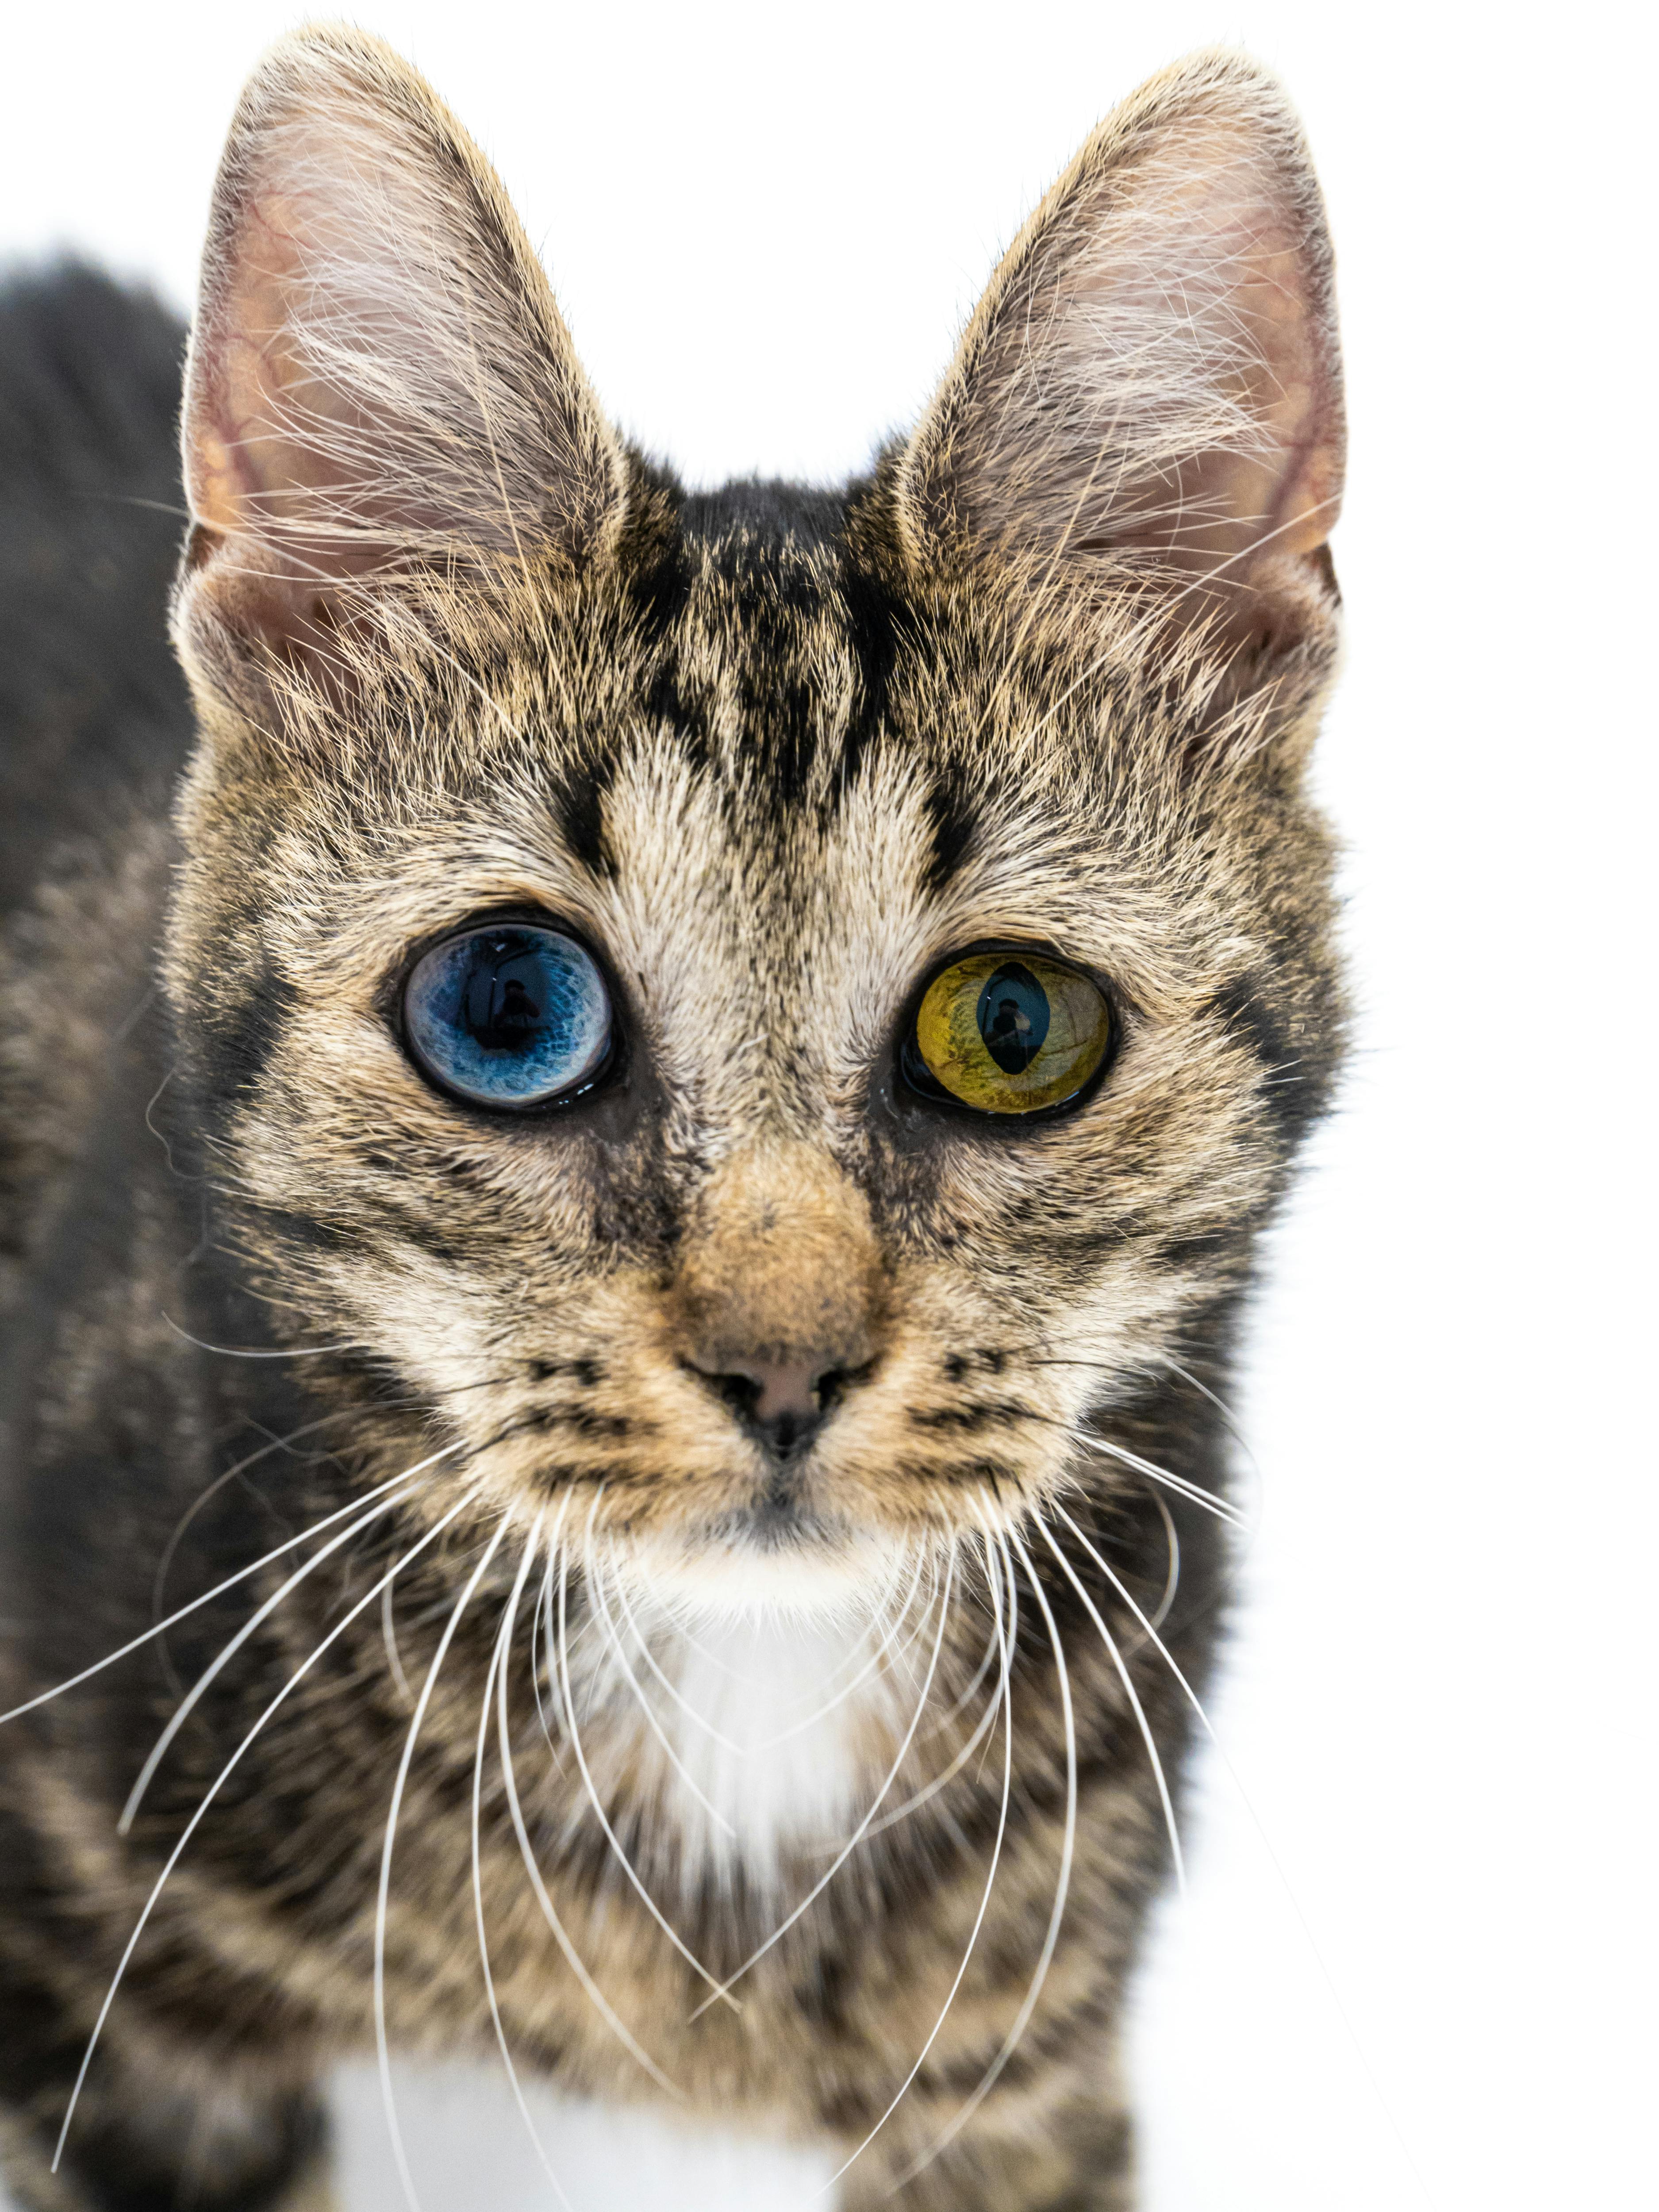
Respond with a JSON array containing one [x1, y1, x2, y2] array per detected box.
[[907, 950, 1112, 1115]]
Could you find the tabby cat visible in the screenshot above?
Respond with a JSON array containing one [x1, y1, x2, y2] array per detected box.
[[0, 28, 1345, 2211]]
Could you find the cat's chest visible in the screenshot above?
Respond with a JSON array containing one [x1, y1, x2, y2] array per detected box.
[[568, 1604, 895, 1898]]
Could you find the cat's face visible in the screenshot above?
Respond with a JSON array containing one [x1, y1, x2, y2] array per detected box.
[[167, 33, 1344, 1609]]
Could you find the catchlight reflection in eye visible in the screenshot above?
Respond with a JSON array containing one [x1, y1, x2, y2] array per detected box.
[[910, 951, 1111, 1114]]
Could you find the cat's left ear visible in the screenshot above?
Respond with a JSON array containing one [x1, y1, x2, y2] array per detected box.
[[178, 27, 625, 668], [896, 50, 1344, 645]]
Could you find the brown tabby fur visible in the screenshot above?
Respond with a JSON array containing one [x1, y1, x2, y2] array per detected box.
[[0, 27, 1345, 2211]]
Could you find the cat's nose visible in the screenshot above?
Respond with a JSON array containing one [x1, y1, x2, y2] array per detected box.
[[685, 1352, 853, 1461], [671, 1141, 885, 1468]]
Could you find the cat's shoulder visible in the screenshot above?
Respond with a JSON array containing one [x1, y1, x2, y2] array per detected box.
[[0, 267, 190, 1306], [0, 262, 191, 922]]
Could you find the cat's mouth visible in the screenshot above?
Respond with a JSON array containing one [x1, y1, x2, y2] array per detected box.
[[709, 1482, 853, 1558]]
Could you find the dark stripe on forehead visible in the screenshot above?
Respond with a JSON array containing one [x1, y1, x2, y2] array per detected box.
[[618, 454, 691, 639], [737, 645, 818, 814], [643, 660, 712, 778], [552, 754, 617, 878], [833, 560, 906, 801], [614, 475, 710, 780], [692, 519, 836, 814], [625, 520, 693, 642], [922, 765, 980, 893], [633, 477, 915, 816], [719, 542, 829, 811]]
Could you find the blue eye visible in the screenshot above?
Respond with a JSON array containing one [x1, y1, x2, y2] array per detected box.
[[403, 923, 613, 1109]]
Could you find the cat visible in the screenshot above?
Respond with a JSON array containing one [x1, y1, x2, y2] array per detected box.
[[0, 27, 1345, 2212]]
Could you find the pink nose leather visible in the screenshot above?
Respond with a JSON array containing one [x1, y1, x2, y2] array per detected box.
[[688, 1354, 828, 1425], [684, 1352, 850, 1459]]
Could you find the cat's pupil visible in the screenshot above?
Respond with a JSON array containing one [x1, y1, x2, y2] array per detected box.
[[465, 956, 544, 1051], [977, 962, 1050, 1074]]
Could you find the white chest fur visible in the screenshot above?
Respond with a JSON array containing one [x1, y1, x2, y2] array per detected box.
[[647, 1614, 874, 1890], [563, 1577, 918, 1901]]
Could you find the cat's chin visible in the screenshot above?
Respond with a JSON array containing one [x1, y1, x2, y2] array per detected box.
[[604, 1515, 912, 1624]]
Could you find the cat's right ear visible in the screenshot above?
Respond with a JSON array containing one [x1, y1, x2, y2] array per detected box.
[[895, 51, 1344, 655], [177, 27, 624, 681]]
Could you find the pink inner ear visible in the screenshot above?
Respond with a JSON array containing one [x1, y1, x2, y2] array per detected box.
[[190, 168, 289, 502], [181, 161, 426, 671], [190, 215, 315, 534], [188, 176, 446, 579], [1191, 189, 1340, 565]]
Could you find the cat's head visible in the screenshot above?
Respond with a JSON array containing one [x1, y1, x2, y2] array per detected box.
[[166, 28, 1345, 1610]]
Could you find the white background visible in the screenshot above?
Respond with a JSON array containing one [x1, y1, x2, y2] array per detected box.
[[3, 2, 1653, 2207]]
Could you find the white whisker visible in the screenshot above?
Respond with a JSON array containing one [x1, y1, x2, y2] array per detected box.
[[586, 1559, 739, 1840], [119, 1478, 425, 1833], [161, 1312, 366, 1359], [527, 1550, 567, 1773], [597, 1540, 929, 1761], [1, 1444, 465, 1729], [917, 1599, 1002, 1747], [687, 1544, 958, 2022], [891, 1526, 1076, 2190], [555, 1501, 734, 2011], [470, 1513, 574, 2211], [496, 1521, 680, 2097], [825, 1530, 1016, 2189], [1053, 1503, 1210, 1736], [603, 1553, 910, 1708], [1160, 1355, 1265, 1529], [599, 1566, 748, 1757], [1036, 1516, 1185, 1893], [604, 1542, 928, 1767], [150, 1410, 356, 1691], [854, 1634, 1004, 1844], [1145, 1482, 1181, 1635], [974, 1526, 1021, 1785], [753, 1548, 937, 1753], [1080, 1433, 1246, 1527], [51, 1483, 483, 2173], [381, 1575, 413, 1708], [375, 1511, 514, 2212]]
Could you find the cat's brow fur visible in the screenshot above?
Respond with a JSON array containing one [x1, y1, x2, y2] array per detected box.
[[0, 30, 1345, 2212]]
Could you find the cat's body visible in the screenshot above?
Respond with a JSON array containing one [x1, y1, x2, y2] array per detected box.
[[0, 35, 1344, 2212]]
